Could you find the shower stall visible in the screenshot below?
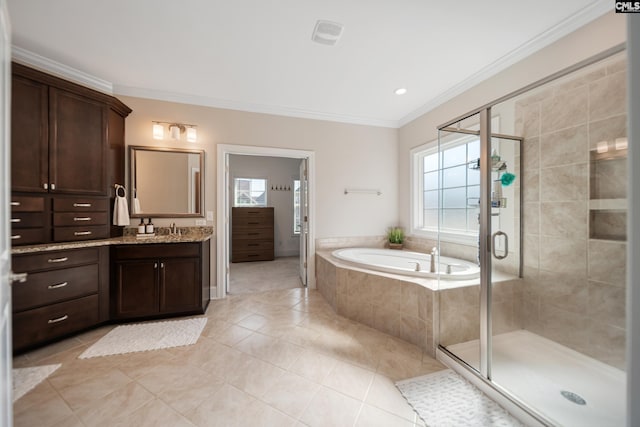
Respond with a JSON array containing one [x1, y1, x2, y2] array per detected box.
[[435, 48, 628, 426]]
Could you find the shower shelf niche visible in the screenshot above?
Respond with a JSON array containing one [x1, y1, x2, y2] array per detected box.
[[589, 147, 627, 241]]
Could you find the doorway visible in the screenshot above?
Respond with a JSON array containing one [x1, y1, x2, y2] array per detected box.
[[216, 145, 315, 299]]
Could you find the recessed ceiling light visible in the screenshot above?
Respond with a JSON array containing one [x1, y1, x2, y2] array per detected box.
[[394, 88, 407, 95]]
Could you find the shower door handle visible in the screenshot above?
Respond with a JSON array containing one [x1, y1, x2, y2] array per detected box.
[[492, 231, 508, 260]]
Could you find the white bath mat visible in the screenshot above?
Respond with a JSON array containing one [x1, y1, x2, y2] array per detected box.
[[12, 364, 61, 402], [396, 369, 523, 427], [79, 317, 207, 359]]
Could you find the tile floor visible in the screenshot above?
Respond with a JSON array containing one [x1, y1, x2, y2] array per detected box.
[[229, 257, 303, 294], [12, 288, 445, 427]]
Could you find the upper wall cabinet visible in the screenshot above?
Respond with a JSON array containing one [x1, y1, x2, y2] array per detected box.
[[11, 65, 122, 195], [10, 63, 132, 245]]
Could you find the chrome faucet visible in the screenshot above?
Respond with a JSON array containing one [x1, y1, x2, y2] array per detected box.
[[408, 261, 421, 272], [430, 247, 438, 273], [170, 223, 177, 235]]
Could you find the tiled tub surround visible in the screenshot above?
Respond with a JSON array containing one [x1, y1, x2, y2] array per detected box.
[[316, 248, 521, 357], [515, 54, 627, 370]]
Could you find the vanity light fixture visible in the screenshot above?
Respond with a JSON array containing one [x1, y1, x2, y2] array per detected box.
[[152, 123, 164, 140], [394, 87, 407, 95], [151, 121, 198, 143]]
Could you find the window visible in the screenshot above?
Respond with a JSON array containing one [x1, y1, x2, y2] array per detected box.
[[293, 179, 301, 234], [234, 178, 267, 206], [413, 136, 480, 241]]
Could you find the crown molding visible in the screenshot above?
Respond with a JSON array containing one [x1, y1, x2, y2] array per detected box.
[[11, 46, 113, 94], [398, 0, 612, 127], [114, 84, 399, 128]]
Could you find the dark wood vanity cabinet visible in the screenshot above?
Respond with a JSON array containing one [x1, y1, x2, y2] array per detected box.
[[11, 247, 109, 353], [112, 241, 210, 320], [10, 63, 131, 245]]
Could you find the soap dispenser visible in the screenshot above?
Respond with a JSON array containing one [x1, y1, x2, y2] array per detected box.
[[137, 218, 145, 234], [145, 218, 154, 234]]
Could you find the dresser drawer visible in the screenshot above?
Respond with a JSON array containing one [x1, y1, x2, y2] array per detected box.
[[232, 229, 274, 240], [53, 212, 108, 226], [232, 239, 274, 252], [10, 228, 48, 246], [232, 215, 274, 228], [11, 212, 46, 228], [53, 225, 109, 242], [231, 250, 274, 263], [13, 247, 99, 273], [13, 264, 99, 312], [53, 197, 108, 212], [10, 196, 45, 212], [13, 294, 99, 352]]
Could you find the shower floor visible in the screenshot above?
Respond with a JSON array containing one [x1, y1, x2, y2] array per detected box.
[[446, 330, 626, 427]]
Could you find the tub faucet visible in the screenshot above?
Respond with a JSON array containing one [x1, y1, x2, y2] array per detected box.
[[430, 247, 438, 273], [408, 261, 421, 272]]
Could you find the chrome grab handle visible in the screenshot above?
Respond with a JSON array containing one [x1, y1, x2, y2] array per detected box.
[[492, 231, 508, 260], [73, 217, 92, 221], [48, 257, 68, 263], [11, 218, 21, 223], [48, 282, 68, 290], [74, 231, 92, 236], [10, 201, 20, 206], [11, 235, 21, 240], [48, 314, 68, 324], [73, 203, 92, 207]]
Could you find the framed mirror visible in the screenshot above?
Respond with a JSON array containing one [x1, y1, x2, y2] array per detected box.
[[129, 146, 205, 217]]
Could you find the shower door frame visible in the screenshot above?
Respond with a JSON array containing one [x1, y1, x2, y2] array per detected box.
[[435, 43, 627, 427]]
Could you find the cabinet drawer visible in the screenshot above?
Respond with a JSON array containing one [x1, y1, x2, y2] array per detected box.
[[232, 215, 274, 228], [13, 264, 99, 312], [13, 247, 99, 273], [53, 197, 108, 212], [232, 229, 274, 240], [11, 212, 46, 228], [53, 212, 108, 226], [232, 207, 274, 219], [10, 228, 47, 246], [113, 243, 201, 260], [232, 239, 273, 252], [10, 196, 45, 212], [13, 294, 99, 352], [232, 250, 274, 262], [53, 225, 109, 242]]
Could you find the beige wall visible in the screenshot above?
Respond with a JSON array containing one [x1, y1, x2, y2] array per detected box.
[[398, 12, 627, 230], [120, 96, 399, 238]]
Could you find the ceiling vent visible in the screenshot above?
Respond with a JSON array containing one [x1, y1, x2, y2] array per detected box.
[[311, 20, 344, 46]]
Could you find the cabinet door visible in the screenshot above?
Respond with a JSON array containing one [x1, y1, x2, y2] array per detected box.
[[49, 88, 107, 195], [159, 257, 200, 314], [11, 75, 48, 192], [114, 260, 158, 319]]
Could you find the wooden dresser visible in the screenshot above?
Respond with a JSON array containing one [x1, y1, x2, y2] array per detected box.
[[231, 207, 274, 262]]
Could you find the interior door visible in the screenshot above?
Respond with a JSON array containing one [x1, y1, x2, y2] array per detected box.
[[298, 158, 308, 286], [0, 0, 13, 423], [224, 153, 231, 294]]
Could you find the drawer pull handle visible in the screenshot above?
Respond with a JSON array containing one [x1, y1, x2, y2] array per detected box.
[[248, 233, 259, 236], [11, 218, 21, 223], [73, 217, 92, 221], [10, 201, 20, 206], [154, 263, 158, 269], [248, 222, 260, 225], [74, 231, 92, 236], [48, 314, 68, 324], [248, 243, 259, 246], [73, 203, 92, 208], [161, 262, 165, 268], [48, 257, 69, 263], [11, 235, 21, 240], [48, 281, 68, 290]]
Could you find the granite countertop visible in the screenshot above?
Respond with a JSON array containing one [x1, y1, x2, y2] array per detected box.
[[12, 227, 214, 254]]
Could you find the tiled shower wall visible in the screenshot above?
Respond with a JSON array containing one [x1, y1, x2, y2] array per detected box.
[[516, 55, 627, 369]]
